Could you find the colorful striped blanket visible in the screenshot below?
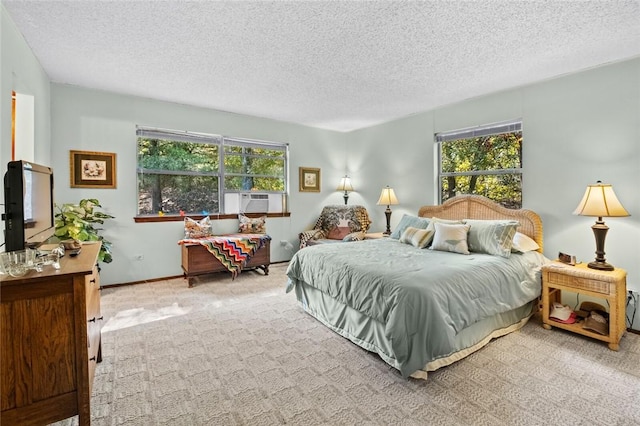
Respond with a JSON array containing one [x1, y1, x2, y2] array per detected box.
[[178, 234, 271, 279]]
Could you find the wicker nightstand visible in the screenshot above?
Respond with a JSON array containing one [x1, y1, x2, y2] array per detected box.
[[541, 262, 627, 350]]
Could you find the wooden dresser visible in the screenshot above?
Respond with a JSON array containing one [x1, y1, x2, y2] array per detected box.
[[1, 243, 102, 425]]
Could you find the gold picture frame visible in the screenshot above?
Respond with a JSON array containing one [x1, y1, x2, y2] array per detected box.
[[299, 167, 320, 192], [70, 150, 117, 189]]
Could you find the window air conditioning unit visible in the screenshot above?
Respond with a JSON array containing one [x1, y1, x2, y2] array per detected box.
[[241, 193, 268, 213], [224, 193, 284, 214]]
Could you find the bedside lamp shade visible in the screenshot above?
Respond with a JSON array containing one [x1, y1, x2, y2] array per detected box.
[[573, 181, 629, 271], [377, 186, 399, 235], [337, 176, 354, 205]]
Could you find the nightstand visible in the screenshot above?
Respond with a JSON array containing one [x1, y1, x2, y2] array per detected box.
[[364, 232, 387, 239], [541, 262, 627, 350]]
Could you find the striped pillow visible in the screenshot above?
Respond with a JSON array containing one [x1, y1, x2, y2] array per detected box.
[[399, 226, 434, 249], [464, 219, 519, 258], [390, 214, 430, 239]]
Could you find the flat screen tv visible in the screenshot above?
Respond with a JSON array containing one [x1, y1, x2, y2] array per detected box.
[[3, 160, 55, 252]]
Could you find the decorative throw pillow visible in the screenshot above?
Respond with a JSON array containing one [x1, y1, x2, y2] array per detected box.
[[390, 214, 431, 239], [423, 217, 464, 247], [430, 222, 471, 255], [343, 231, 366, 242], [511, 232, 540, 253], [327, 226, 352, 240], [184, 216, 213, 239], [238, 214, 266, 234], [464, 219, 519, 258], [399, 226, 434, 249]]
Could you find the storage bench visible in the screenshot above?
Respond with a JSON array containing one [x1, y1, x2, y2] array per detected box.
[[180, 234, 270, 287]]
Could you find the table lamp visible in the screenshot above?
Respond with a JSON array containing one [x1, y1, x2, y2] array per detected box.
[[377, 186, 399, 235], [336, 176, 354, 205], [573, 181, 629, 271]]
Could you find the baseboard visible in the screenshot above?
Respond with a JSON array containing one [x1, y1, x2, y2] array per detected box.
[[627, 327, 640, 335], [103, 274, 184, 288], [102, 260, 289, 287]]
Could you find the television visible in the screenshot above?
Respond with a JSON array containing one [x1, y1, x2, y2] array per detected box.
[[3, 160, 55, 252]]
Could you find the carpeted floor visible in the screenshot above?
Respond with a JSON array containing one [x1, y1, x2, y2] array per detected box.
[[55, 262, 640, 425]]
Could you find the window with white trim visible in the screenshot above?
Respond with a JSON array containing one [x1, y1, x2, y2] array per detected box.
[[436, 120, 522, 209], [136, 127, 288, 215]]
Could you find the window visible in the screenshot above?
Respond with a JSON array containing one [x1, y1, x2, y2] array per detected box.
[[136, 127, 288, 216], [436, 120, 522, 209]]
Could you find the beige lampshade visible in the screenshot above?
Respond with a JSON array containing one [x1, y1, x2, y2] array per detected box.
[[336, 176, 354, 192], [573, 182, 630, 218], [377, 186, 399, 206]]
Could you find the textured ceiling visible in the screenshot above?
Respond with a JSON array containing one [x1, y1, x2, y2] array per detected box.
[[4, 1, 640, 132]]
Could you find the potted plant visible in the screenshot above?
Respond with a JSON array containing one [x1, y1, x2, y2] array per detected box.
[[54, 198, 115, 263]]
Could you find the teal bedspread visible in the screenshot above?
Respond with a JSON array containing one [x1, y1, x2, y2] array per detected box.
[[286, 238, 547, 377]]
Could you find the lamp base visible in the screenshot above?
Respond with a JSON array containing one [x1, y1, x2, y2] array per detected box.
[[384, 207, 392, 235], [587, 260, 614, 271], [589, 220, 614, 271]]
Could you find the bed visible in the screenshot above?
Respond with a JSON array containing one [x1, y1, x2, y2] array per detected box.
[[285, 195, 548, 379]]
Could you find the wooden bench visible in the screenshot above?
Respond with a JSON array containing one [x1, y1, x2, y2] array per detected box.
[[181, 238, 270, 287]]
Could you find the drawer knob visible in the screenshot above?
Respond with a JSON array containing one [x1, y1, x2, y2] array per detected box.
[[98, 316, 104, 321], [89, 356, 96, 362], [90, 278, 96, 284], [88, 317, 96, 323]]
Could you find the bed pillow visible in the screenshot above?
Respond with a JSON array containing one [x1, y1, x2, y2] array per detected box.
[[390, 214, 430, 239], [430, 222, 471, 254], [511, 231, 540, 253], [464, 219, 519, 258], [238, 214, 266, 234], [425, 217, 465, 232], [399, 226, 434, 249], [184, 216, 213, 239]]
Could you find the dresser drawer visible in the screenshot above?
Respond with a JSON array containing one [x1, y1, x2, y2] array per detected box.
[[84, 265, 102, 392]]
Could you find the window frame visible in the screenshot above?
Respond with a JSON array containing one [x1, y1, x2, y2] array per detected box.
[[435, 120, 523, 208], [135, 127, 289, 220]]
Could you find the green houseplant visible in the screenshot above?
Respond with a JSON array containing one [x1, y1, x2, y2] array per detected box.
[[54, 198, 115, 263]]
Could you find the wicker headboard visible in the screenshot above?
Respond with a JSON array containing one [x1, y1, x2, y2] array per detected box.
[[418, 195, 543, 251]]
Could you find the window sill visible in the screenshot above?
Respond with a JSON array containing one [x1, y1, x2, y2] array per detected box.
[[134, 212, 290, 223]]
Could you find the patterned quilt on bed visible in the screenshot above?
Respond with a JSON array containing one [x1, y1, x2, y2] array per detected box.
[[179, 234, 271, 278]]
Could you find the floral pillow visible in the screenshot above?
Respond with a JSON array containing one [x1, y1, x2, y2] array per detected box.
[[238, 214, 267, 234], [184, 216, 213, 239]]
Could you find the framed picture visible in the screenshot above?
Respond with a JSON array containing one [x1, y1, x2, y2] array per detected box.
[[70, 150, 117, 189], [299, 167, 320, 192]]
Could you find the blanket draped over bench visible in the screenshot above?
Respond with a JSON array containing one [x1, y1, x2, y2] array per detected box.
[[178, 234, 271, 278]]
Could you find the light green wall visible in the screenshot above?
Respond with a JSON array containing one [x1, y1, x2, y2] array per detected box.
[[348, 58, 640, 295], [51, 84, 347, 284], [1, 5, 51, 253], [0, 5, 51, 178]]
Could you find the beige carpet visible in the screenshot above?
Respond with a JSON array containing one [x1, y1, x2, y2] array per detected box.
[[54, 263, 640, 425]]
